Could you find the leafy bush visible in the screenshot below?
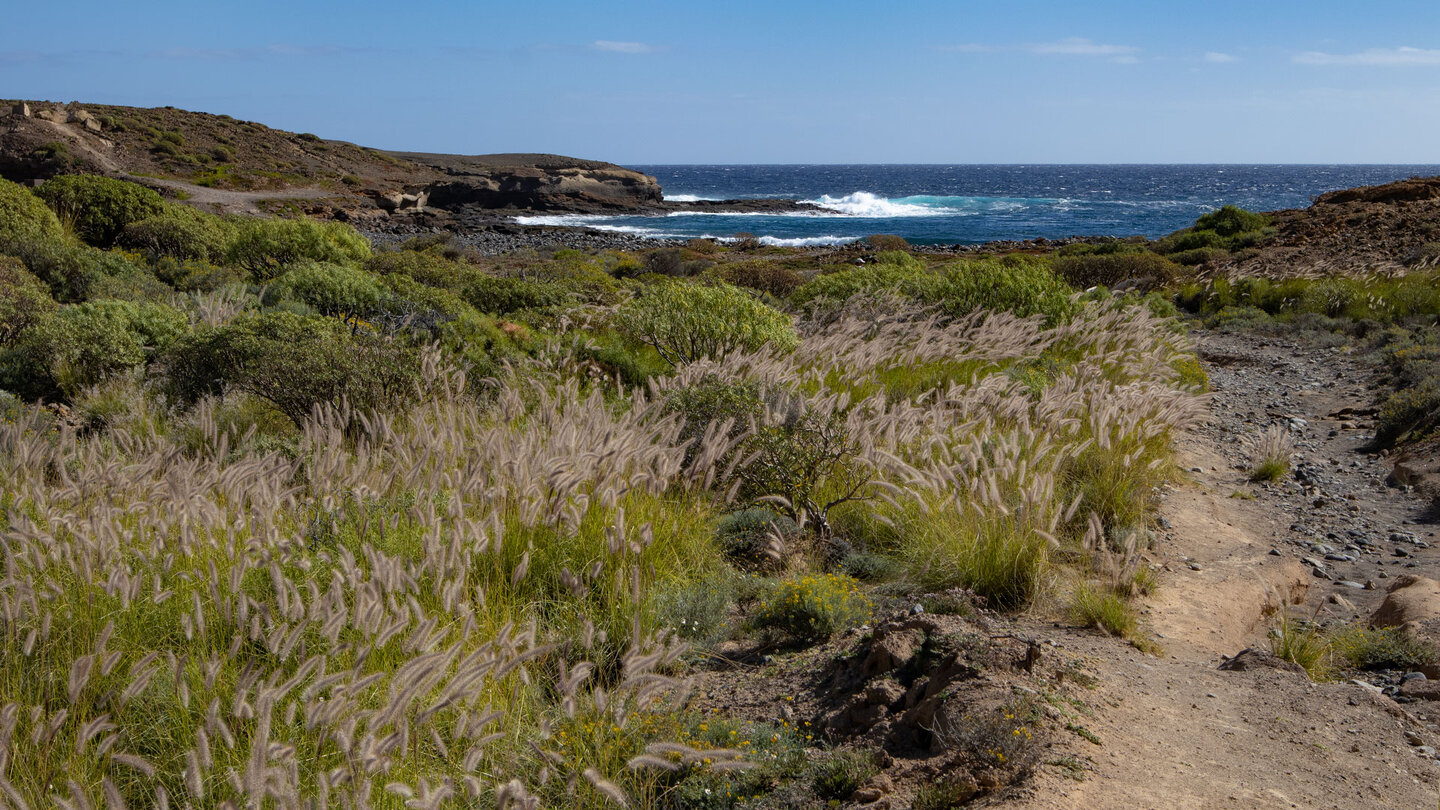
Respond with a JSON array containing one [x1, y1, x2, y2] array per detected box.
[[274, 261, 384, 326], [36, 175, 166, 247], [1331, 626, 1438, 672], [0, 176, 65, 243], [0, 257, 57, 344], [1195, 205, 1269, 237], [928, 257, 1076, 325], [1376, 382, 1440, 446], [714, 506, 798, 570], [1052, 251, 1181, 291], [866, 234, 910, 252], [464, 275, 571, 315], [749, 574, 871, 642], [1168, 246, 1231, 267], [717, 260, 805, 298], [366, 247, 476, 289], [3, 300, 187, 399], [663, 373, 764, 455], [118, 204, 230, 261], [224, 217, 371, 281], [160, 311, 422, 424], [617, 281, 798, 365]]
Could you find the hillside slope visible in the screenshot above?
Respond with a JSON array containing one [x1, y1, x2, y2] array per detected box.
[[0, 99, 663, 220]]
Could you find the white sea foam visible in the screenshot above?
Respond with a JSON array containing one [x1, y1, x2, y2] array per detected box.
[[809, 191, 958, 218], [663, 194, 720, 202], [755, 235, 858, 247]]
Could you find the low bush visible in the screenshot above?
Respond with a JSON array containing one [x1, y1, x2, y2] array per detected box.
[[0, 257, 57, 344], [274, 261, 385, 327], [224, 217, 371, 281], [0, 176, 65, 243], [36, 175, 166, 246], [1331, 626, 1438, 672], [1052, 251, 1182, 291], [617, 281, 798, 365], [749, 573, 872, 642], [717, 260, 806, 298], [1194, 204, 1270, 237], [160, 311, 423, 424], [927, 257, 1077, 325], [3, 299, 188, 399], [739, 406, 871, 533], [118, 204, 230, 261], [464, 275, 571, 315], [714, 506, 798, 570], [866, 234, 911, 252], [1168, 246, 1231, 267]]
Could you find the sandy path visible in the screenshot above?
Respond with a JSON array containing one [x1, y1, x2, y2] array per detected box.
[[1009, 330, 1440, 810]]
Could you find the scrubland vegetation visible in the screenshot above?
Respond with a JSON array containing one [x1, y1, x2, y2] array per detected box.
[[0, 174, 1219, 806], [3, 174, 1438, 806]]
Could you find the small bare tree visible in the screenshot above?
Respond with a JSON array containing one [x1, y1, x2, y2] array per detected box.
[[739, 406, 872, 535]]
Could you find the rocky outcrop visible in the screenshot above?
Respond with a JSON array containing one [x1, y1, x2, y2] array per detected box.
[[423, 166, 662, 213]]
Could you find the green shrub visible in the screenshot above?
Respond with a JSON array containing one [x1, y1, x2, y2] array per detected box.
[[1331, 626, 1438, 672], [366, 248, 475, 289], [650, 572, 738, 644], [1194, 205, 1269, 237], [1052, 251, 1181, 291], [0, 257, 57, 344], [717, 260, 805, 298], [0, 176, 65, 243], [663, 373, 764, 455], [1168, 246, 1231, 267], [464, 276, 571, 315], [739, 407, 871, 532], [118, 204, 229, 261], [714, 506, 798, 570], [36, 175, 166, 247], [274, 262, 384, 326], [866, 234, 910, 252], [3, 300, 187, 399], [928, 256, 1077, 325], [749, 574, 871, 642], [617, 281, 798, 365], [790, 263, 931, 308], [224, 217, 371, 281], [160, 311, 423, 425], [1375, 382, 1440, 445]]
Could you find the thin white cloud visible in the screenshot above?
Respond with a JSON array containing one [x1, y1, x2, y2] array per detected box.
[[1028, 37, 1138, 57], [591, 40, 656, 55], [946, 38, 1139, 62], [1295, 46, 1440, 66], [1204, 51, 1239, 63]]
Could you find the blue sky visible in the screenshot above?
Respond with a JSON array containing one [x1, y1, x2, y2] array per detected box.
[[4, 1, 1440, 163]]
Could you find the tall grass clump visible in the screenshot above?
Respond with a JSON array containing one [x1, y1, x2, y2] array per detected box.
[[1248, 424, 1295, 482]]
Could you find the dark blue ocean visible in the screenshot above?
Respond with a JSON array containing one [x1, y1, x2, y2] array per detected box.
[[516, 165, 1440, 246]]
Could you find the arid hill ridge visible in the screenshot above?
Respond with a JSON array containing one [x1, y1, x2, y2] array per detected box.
[[0, 99, 666, 219]]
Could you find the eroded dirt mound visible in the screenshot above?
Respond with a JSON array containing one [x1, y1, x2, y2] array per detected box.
[[693, 607, 1091, 807]]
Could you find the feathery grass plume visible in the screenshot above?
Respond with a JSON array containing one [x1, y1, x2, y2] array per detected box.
[[1248, 423, 1295, 482]]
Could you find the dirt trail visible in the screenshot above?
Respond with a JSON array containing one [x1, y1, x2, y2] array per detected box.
[[125, 175, 333, 215], [1011, 330, 1440, 810]]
